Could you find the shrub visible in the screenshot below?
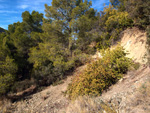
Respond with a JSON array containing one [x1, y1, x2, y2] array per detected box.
[[66, 46, 132, 99], [0, 74, 14, 95]]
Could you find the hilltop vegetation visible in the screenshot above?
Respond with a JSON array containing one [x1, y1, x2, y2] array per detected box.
[[0, 0, 150, 101]]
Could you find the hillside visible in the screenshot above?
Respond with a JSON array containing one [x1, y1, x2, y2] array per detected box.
[[66, 66, 150, 113], [1, 27, 150, 113], [0, 0, 150, 113], [99, 65, 150, 113]]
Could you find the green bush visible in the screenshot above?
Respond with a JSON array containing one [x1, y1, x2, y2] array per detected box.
[[0, 74, 14, 95], [66, 46, 132, 100]]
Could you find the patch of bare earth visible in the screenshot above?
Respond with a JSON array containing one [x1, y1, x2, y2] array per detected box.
[[120, 27, 147, 64]]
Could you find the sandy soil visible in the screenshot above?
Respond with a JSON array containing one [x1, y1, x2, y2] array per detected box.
[[99, 66, 150, 113], [120, 27, 147, 64]]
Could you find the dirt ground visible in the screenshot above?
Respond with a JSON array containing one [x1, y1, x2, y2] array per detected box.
[[120, 27, 147, 64], [100, 66, 150, 113]]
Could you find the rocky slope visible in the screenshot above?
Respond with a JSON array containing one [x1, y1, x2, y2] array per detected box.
[[99, 66, 150, 113], [1, 27, 150, 113]]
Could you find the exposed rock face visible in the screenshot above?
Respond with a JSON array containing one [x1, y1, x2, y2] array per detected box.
[[120, 27, 147, 64]]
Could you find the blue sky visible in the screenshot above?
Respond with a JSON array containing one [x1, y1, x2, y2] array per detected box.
[[0, 0, 110, 29]]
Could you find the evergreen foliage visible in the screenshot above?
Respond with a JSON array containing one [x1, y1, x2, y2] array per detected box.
[[0, 0, 150, 96], [28, 0, 95, 85], [126, 0, 150, 28]]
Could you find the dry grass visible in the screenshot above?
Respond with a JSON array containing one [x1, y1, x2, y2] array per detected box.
[[139, 80, 150, 96], [66, 96, 116, 113], [0, 98, 14, 113], [126, 78, 150, 113]]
